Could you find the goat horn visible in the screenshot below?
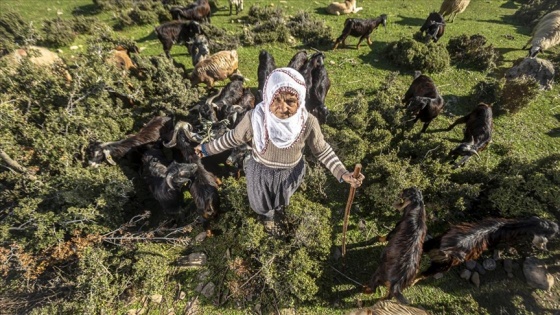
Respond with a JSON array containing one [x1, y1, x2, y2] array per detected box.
[[470, 149, 480, 158], [205, 88, 222, 107], [165, 173, 176, 190], [103, 149, 116, 165]]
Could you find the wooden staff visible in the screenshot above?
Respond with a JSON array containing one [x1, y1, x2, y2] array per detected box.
[[341, 163, 362, 260]]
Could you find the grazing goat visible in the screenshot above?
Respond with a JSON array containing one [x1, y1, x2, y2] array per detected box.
[[439, 0, 471, 23], [165, 122, 221, 233], [287, 50, 308, 73], [170, 0, 211, 23], [333, 14, 387, 50], [155, 20, 206, 59], [365, 187, 427, 305], [204, 74, 246, 122], [402, 72, 445, 133], [229, 0, 243, 15], [190, 50, 239, 88], [256, 50, 277, 104], [189, 34, 210, 67], [419, 217, 559, 281], [141, 147, 198, 219], [326, 0, 363, 16], [446, 103, 492, 168], [3, 45, 72, 82], [87, 116, 173, 167], [522, 10, 560, 58], [301, 51, 331, 124], [420, 12, 446, 42]]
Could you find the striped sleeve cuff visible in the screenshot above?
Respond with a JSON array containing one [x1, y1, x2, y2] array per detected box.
[[205, 130, 242, 155]]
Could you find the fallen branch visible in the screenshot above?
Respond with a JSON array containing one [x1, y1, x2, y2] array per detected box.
[[0, 149, 27, 174]]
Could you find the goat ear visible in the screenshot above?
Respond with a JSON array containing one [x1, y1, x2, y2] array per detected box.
[[103, 149, 116, 165]]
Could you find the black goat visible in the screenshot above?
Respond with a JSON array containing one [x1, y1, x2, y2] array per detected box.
[[419, 217, 559, 281], [420, 12, 446, 42], [256, 50, 277, 104], [402, 72, 445, 133], [170, 0, 211, 23], [155, 20, 206, 59], [141, 147, 198, 219], [188, 33, 210, 67], [287, 50, 308, 73], [301, 51, 331, 124], [333, 14, 387, 50], [204, 74, 246, 122], [365, 187, 427, 305], [165, 122, 221, 233], [87, 116, 173, 167], [447, 103, 493, 168]]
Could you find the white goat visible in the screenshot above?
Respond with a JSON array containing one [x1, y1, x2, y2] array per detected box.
[[438, 0, 471, 22], [326, 0, 362, 16], [523, 10, 560, 58], [229, 0, 243, 15]]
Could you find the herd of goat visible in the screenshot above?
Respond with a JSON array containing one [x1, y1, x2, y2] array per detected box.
[[75, 0, 560, 307]]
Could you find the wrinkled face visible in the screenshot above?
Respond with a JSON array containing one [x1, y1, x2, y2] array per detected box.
[[270, 91, 299, 119]]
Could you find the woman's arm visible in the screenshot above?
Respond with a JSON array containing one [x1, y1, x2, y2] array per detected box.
[[195, 111, 253, 157]]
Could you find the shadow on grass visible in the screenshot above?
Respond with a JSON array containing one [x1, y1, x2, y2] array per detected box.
[[394, 14, 427, 28], [71, 4, 100, 16]]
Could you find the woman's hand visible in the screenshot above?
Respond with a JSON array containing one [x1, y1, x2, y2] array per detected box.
[[342, 171, 365, 188], [194, 145, 204, 158]]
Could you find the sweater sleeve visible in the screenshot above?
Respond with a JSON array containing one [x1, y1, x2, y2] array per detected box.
[[305, 117, 348, 181], [204, 111, 253, 156]]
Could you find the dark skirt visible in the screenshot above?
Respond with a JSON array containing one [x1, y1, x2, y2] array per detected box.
[[244, 156, 306, 219]]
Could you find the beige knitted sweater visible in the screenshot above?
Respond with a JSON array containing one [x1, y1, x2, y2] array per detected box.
[[203, 110, 348, 181]]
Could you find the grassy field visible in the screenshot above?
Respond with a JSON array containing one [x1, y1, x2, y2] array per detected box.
[[1, 0, 560, 314]]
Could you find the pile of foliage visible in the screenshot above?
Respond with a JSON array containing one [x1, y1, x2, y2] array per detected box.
[[497, 76, 541, 114], [0, 10, 41, 55], [382, 38, 450, 73], [202, 24, 241, 52], [512, 0, 560, 26], [447, 34, 500, 71], [241, 5, 332, 48], [93, 0, 173, 29]]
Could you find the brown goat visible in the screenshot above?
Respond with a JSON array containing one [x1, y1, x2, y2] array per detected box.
[[402, 71, 445, 133], [190, 50, 239, 88], [364, 187, 427, 305]]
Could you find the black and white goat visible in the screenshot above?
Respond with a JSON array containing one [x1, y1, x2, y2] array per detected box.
[[203, 74, 246, 122], [418, 217, 559, 281], [87, 116, 173, 167], [402, 71, 445, 133], [333, 14, 387, 50], [188, 33, 210, 67], [446, 103, 492, 168]]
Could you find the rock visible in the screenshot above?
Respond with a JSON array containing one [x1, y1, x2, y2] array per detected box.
[[189, 253, 207, 266], [70, 46, 79, 50], [358, 219, 366, 231], [126, 309, 145, 315], [149, 294, 163, 304], [465, 260, 477, 270], [434, 272, 444, 280], [503, 259, 513, 274], [475, 262, 486, 275], [483, 258, 496, 271], [523, 256, 555, 290], [177, 291, 186, 300], [200, 282, 215, 299], [471, 271, 480, 288], [195, 231, 207, 242], [460, 269, 472, 280], [505, 57, 555, 90]]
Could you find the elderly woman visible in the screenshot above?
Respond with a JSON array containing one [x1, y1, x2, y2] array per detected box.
[[195, 67, 364, 234]]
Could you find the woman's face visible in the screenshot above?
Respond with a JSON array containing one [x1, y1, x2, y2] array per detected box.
[[270, 91, 299, 119]]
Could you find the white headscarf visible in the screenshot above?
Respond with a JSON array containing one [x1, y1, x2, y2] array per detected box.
[[252, 68, 308, 153]]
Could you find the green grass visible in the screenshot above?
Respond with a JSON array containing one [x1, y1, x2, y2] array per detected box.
[[2, 0, 560, 314]]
